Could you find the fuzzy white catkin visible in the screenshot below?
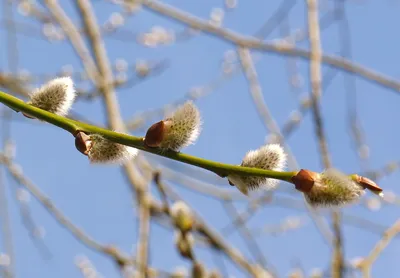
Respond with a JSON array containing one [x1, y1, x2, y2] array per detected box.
[[304, 168, 365, 207], [170, 201, 194, 231], [28, 76, 76, 116], [171, 267, 188, 278], [87, 134, 137, 164], [170, 201, 191, 219], [159, 101, 201, 151], [228, 144, 287, 195]]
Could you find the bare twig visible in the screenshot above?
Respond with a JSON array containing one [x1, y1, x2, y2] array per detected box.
[[359, 219, 400, 278], [306, 2, 343, 278], [149, 190, 262, 276], [136, 189, 151, 278], [0, 166, 14, 278], [153, 172, 170, 209], [222, 201, 269, 268], [307, 0, 331, 168], [237, 47, 297, 169], [43, 0, 100, 84], [0, 153, 133, 267], [136, 0, 400, 93]]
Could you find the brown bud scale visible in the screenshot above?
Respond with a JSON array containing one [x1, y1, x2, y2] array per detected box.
[[144, 120, 166, 148], [352, 174, 383, 193], [292, 169, 318, 193], [74, 131, 92, 155]]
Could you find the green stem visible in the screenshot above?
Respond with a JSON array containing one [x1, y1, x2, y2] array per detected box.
[[0, 91, 297, 182]]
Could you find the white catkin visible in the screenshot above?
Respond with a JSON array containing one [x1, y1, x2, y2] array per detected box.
[[170, 201, 191, 219], [305, 168, 365, 207], [228, 144, 287, 195], [159, 101, 202, 151], [88, 134, 137, 164], [28, 76, 76, 116]]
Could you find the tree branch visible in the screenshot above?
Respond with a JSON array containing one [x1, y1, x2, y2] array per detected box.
[[0, 91, 298, 182]]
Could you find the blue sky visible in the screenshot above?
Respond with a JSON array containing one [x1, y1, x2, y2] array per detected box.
[[1, 0, 400, 277]]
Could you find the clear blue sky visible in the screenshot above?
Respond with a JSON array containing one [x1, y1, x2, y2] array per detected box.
[[0, 0, 400, 277]]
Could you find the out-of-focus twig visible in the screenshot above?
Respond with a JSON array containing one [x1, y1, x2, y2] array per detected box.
[[237, 47, 297, 170], [222, 201, 269, 268], [359, 219, 400, 278], [43, 0, 100, 84], [0, 160, 14, 278], [137, 0, 400, 93], [136, 187, 151, 278], [306, 2, 343, 278], [0, 153, 134, 268]]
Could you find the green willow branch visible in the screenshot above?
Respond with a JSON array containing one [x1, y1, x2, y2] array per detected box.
[[0, 90, 297, 182]]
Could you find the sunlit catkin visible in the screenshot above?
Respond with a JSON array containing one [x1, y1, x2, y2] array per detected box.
[[144, 101, 201, 151], [227, 144, 287, 195], [26, 76, 76, 117], [304, 169, 365, 207], [74, 132, 137, 164], [170, 201, 194, 233]]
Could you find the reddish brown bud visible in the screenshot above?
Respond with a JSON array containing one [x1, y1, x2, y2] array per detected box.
[[292, 169, 318, 193], [74, 131, 92, 155], [351, 174, 383, 193], [22, 112, 36, 119], [144, 120, 166, 148]]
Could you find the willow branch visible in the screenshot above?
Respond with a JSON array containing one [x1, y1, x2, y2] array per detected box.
[[0, 91, 297, 182]]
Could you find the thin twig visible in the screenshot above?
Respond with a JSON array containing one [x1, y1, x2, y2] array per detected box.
[[0, 153, 133, 267], [306, 2, 342, 278], [222, 201, 269, 268], [153, 172, 170, 209], [359, 219, 400, 278], [43, 0, 100, 84], [307, 0, 331, 168], [0, 165, 14, 278], [136, 189, 151, 278], [237, 47, 297, 170], [74, 0, 121, 129], [136, 0, 400, 93], [148, 182, 262, 276]]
